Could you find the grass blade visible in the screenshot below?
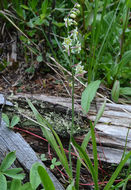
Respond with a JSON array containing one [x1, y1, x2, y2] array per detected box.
[[104, 151, 131, 190]]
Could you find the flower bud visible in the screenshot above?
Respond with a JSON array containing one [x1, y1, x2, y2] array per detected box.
[[70, 14, 76, 19], [76, 3, 80, 8]]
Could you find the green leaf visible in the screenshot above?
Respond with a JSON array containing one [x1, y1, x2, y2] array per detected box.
[[30, 162, 42, 189], [71, 137, 99, 190], [21, 5, 30, 10], [75, 131, 91, 189], [0, 174, 7, 190], [81, 80, 101, 113], [52, 158, 56, 164], [90, 122, 98, 180], [37, 55, 43, 62], [2, 113, 10, 127], [104, 151, 131, 190], [94, 99, 106, 126], [120, 87, 131, 96], [41, 0, 48, 19], [52, 21, 64, 27], [111, 80, 120, 103], [126, 0, 131, 8], [19, 182, 33, 190], [38, 166, 55, 190], [29, 0, 38, 10], [115, 50, 131, 76], [4, 168, 25, 179], [55, 161, 61, 166], [50, 165, 54, 170], [10, 179, 21, 190], [27, 99, 72, 178], [11, 115, 20, 128], [0, 152, 16, 172], [41, 154, 47, 161]]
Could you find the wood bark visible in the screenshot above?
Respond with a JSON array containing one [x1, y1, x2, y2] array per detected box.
[[4, 93, 131, 164], [0, 120, 64, 189]]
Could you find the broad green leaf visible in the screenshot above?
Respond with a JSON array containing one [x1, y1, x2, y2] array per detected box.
[[11, 115, 20, 128], [4, 168, 25, 179], [104, 151, 131, 190], [19, 182, 33, 190], [120, 87, 131, 96], [0, 152, 16, 172], [111, 80, 120, 103], [2, 113, 10, 127], [10, 179, 21, 190], [81, 80, 101, 113], [0, 174, 7, 190], [30, 162, 42, 189], [94, 99, 106, 126], [38, 166, 55, 190]]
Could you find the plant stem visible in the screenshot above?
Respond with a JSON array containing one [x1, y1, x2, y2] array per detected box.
[[69, 60, 75, 178]]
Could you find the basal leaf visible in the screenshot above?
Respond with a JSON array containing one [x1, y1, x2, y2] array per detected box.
[[81, 80, 101, 113], [111, 80, 120, 103], [38, 166, 55, 190]]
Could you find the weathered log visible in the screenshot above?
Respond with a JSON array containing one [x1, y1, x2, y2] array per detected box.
[[4, 93, 131, 164], [0, 120, 64, 189]]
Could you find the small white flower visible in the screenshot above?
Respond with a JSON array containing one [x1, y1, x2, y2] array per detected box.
[[70, 13, 76, 19], [64, 18, 74, 27], [62, 36, 72, 52], [71, 41, 81, 54], [75, 62, 84, 75], [64, 18, 77, 27], [71, 27, 79, 41], [76, 3, 80, 8]]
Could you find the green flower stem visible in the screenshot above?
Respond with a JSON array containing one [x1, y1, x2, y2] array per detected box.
[[68, 57, 75, 179]]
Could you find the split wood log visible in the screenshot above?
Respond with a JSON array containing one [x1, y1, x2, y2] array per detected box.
[[5, 93, 131, 164], [0, 119, 64, 189]]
